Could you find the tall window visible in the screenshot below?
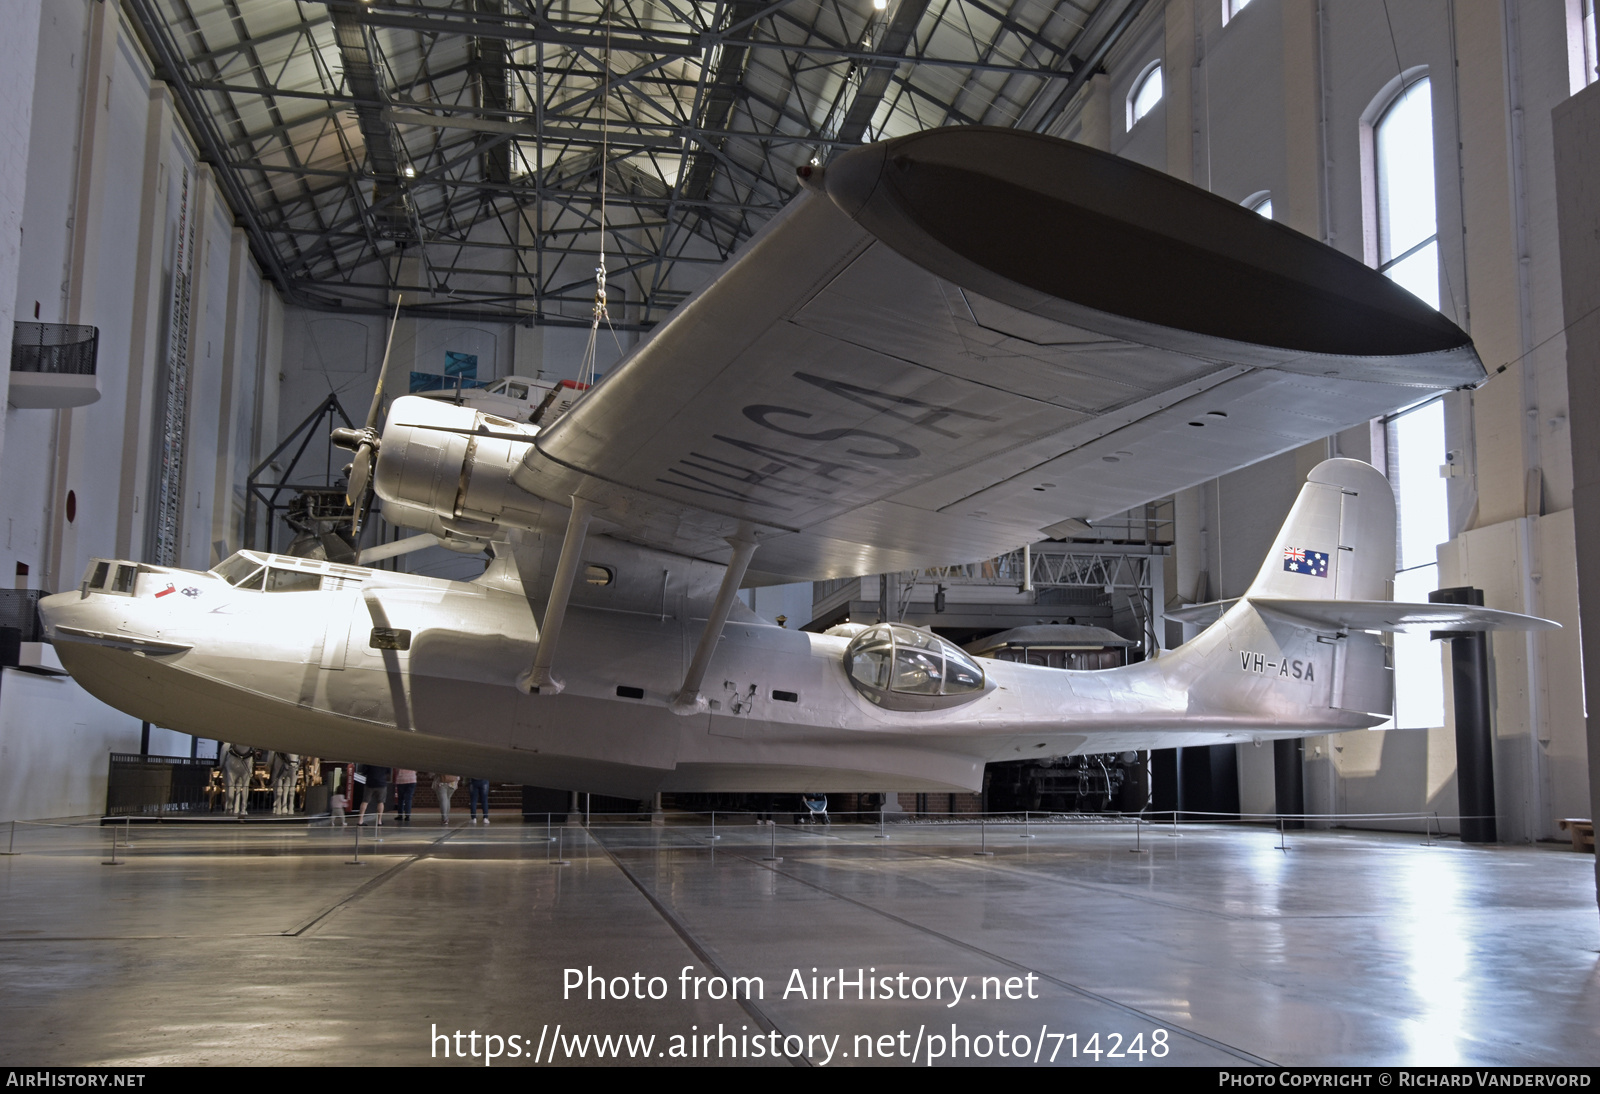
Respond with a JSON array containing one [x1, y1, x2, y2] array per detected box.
[[1129, 63, 1163, 128], [1386, 399, 1449, 730], [1585, 0, 1599, 86], [1224, 0, 1252, 23], [1374, 78, 1439, 309]]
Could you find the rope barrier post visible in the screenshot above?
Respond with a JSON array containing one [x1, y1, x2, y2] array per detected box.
[[1130, 815, 1147, 854], [974, 818, 995, 856], [1276, 814, 1290, 852], [875, 806, 889, 840], [102, 819, 122, 866], [553, 824, 570, 866], [3, 818, 14, 856], [763, 819, 782, 863], [710, 809, 719, 841], [1021, 810, 1035, 839], [1170, 810, 1181, 838]]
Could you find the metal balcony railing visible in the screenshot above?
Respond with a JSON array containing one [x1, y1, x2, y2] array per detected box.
[[11, 322, 98, 375]]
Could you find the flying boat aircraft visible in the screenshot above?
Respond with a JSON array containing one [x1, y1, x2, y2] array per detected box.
[[38, 127, 1555, 797]]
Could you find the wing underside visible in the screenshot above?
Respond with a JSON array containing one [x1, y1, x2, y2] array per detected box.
[[501, 128, 1483, 584]]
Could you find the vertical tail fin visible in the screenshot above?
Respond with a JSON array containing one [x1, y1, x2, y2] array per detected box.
[[1244, 458, 1395, 602]]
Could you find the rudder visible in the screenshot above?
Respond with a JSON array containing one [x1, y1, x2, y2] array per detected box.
[[1244, 458, 1395, 602]]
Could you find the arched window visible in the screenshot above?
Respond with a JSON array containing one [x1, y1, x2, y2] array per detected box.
[[1128, 63, 1163, 128], [1243, 191, 1273, 220], [1373, 78, 1438, 309]]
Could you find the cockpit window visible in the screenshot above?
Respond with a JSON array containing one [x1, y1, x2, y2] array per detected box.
[[213, 554, 264, 587], [83, 559, 142, 595], [506, 382, 528, 400], [843, 624, 988, 711], [265, 567, 322, 592]]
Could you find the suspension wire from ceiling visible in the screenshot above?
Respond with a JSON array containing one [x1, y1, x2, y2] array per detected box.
[[577, 4, 626, 390]]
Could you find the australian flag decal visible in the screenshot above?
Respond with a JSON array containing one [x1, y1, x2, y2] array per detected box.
[[1283, 547, 1329, 577]]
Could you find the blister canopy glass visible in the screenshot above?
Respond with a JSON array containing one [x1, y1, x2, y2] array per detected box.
[[843, 624, 989, 711]]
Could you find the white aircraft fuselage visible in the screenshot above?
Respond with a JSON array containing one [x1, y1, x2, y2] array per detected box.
[[38, 536, 1376, 797]]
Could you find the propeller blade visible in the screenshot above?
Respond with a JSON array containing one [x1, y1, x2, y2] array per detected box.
[[346, 444, 373, 508], [364, 297, 403, 431], [341, 296, 401, 535]]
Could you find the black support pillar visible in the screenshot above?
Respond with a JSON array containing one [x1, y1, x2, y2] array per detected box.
[[1274, 738, 1305, 829], [1430, 586, 1497, 844]]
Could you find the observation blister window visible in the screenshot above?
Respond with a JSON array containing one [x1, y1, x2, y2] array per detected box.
[[843, 624, 988, 711]]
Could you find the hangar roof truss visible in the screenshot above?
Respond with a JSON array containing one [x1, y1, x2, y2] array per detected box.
[[122, 0, 1144, 327]]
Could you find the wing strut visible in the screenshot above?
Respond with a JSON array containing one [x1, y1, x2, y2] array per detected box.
[[670, 531, 759, 716], [517, 496, 603, 695]]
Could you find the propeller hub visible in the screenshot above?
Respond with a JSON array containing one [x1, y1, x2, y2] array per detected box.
[[331, 426, 376, 452]]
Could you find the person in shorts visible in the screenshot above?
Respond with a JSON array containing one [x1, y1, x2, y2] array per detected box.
[[357, 765, 391, 826]]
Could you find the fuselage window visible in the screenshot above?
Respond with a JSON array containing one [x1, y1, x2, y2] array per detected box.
[[507, 383, 529, 400], [111, 565, 137, 594], [370, 628, 411, 651], [87, 561, 110, 590], [584, 564, 614, 586]]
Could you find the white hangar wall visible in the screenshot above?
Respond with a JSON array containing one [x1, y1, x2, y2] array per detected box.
[[0, 0, 288, 819], [1066, 0, 1591, 841]]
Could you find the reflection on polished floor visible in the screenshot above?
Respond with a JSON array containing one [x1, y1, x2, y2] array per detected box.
[[0, 815, 1595, 1067]]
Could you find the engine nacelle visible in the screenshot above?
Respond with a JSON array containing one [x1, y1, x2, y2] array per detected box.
[[373, 396, 548, 544]]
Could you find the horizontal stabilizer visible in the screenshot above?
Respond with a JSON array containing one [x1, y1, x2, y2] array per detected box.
[[1166, 599, 1240, 627], [1251, 599, 1558, 633]]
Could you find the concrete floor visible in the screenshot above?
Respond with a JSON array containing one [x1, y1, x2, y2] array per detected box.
[[0, 814, 1596, 1067]]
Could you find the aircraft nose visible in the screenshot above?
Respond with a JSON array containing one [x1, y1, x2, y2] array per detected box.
[[38, 588, 133, 644], [37, 590, 83, 640]]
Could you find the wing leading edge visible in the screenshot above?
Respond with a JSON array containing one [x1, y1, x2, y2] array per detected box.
[[510, 127, 1482, 584]]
